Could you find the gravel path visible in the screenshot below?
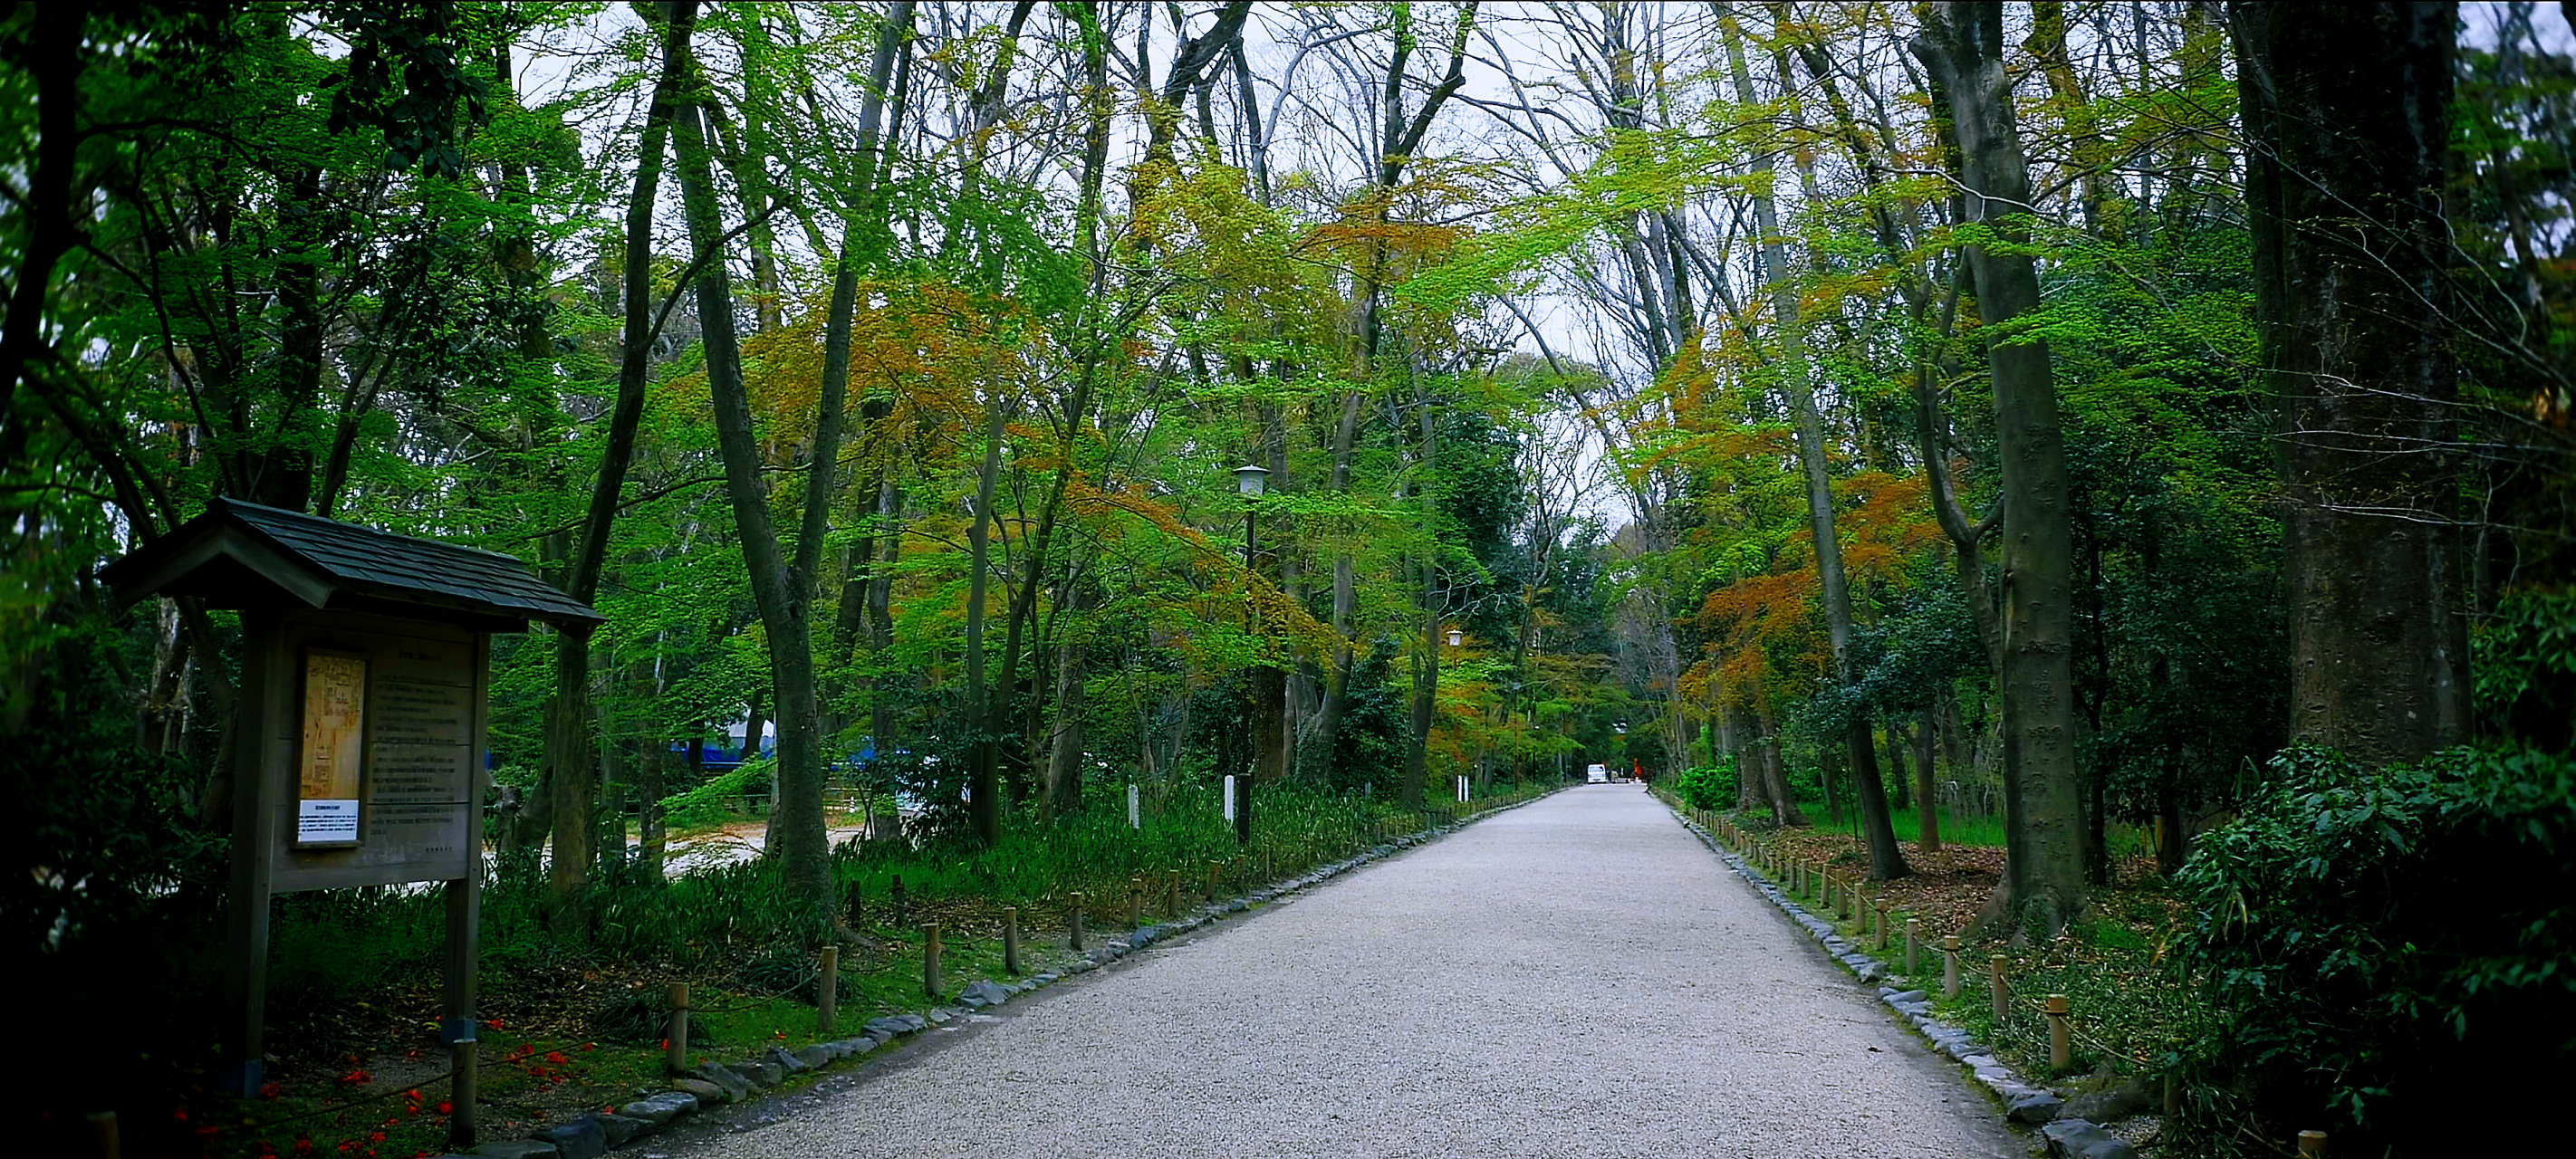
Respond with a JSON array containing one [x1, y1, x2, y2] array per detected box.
[[658, 786, 2029, 1159]]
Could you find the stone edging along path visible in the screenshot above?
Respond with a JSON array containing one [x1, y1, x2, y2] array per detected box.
[[1659, 801, 2144, 1159], [445, 787, 1572, 1159]]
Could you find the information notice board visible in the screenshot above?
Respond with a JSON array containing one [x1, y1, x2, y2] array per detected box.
[[269, 611, 484, 891]]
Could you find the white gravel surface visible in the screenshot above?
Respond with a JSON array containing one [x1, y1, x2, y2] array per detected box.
[[656, 786, 2030, 1159]]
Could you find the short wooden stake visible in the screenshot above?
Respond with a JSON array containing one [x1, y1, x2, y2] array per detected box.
[[2297, 1131, 2326, 1157], [1002, 907, 1021, 975], [2163, 1072, 2182, 1119], [1990, 955, 2009, 1024], [1905, 918, 1921, 974], [1129, 876, 1142, 927], [89, 1111, 118, 1159], [816, 946, 840, 1032], [1166, 871, 1180, 917], [1208, 860, 1223, 900], [2044, 993, 2071, 1069], [666, 982, 690, 1073], [1875, 902, 1892, 951], [1942, 935, 1962, 998], [890, 874, 908, 929], [1068, 892, 1085, 951], [924, 923, 943, 999]]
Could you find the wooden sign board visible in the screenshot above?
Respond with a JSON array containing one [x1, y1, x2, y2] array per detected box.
[[256, 610, 487, 892]]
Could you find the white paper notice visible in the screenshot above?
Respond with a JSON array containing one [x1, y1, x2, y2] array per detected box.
[[1223, 775, 1236, 821], [299, 798, 360, 843]]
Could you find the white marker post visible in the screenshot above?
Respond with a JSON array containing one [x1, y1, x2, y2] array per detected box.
[[1223, 775, 1236, 822], [1456, 775, 1469, 802], [1128, 783, 1140, 829]]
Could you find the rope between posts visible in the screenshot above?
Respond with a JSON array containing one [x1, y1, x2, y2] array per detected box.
[[683, 963, 827, 1015], [2014, 991, 2146, 1065]]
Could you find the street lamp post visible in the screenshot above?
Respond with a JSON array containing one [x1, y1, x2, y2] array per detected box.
[[1234, 464, 1269, 847]]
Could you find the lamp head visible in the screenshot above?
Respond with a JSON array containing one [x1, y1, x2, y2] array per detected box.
[[1233, 464, 1270, 497], [1447, 627, 1463, 647]]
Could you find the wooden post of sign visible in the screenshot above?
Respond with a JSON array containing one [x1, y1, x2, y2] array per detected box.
[[1068, 893, 1085, 951], [923, 923, 943, 999], [217, 613, 285, 1097], [446, 870, 480, 1148], [1002, 907, 1020, 975], [817, 946, 840, 1031], [666, 982, 689, 1073], [447, 634, 488, 1150]]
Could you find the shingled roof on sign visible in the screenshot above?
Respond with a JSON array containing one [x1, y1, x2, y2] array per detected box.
[[98, 496, 603, 633]]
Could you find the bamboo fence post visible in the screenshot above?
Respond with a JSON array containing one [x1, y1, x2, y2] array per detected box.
[[2297, 1132, 2326, 1156], [1002, 907, 1020, 975], [924, 923, 943, 999], [1942, 935, 1962, 997], [816, 945, 839, 1032], [1990, 955, 2009, 1024], [666, 982, 689, 1073], [2044, 994, 2071, 1069], [1068, 892, 1085, 951]]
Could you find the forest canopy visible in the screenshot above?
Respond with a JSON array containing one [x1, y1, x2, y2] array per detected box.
[[3, 4, 2571, 1151]]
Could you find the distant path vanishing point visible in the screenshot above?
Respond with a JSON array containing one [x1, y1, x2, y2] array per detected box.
[[663, 785, 2029, 1159]]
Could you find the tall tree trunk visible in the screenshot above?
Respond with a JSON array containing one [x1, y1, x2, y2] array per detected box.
[[1401, 561, 1439, 812], [543, 3, 688, 932], [1755, 704, 1809, 826], [670, 14, 831, 928], [1042, 584, 1097, 822], [784, 0, 912, 871], [963, 392, 1010, 846], [1915, 704, 1941, 851], [2230, 1, 2469, 767], [1916, 3, 2085, 939], [1313, 5, 1477, 771], [1725, 10, 1906, 878], [740, 687, 766, 763]]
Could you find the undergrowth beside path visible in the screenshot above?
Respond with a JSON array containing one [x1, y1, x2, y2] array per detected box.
[[159, 781, 1553, 1159]]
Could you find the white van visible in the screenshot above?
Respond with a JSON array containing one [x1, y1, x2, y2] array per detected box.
[[1585, 763, 1609, 784]]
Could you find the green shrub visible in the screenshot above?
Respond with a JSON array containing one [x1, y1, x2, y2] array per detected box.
[[1674, 759, 1737, 811], [659, 758, 774, 829], [2173, 743, 2576, 1154]]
